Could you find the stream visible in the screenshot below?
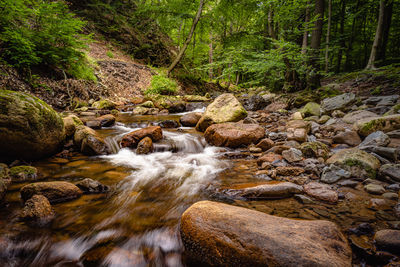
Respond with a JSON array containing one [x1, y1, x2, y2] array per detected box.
[[0, 112, 396, 266]]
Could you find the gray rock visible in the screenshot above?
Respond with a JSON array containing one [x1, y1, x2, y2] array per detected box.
[[380, 164, 400, 182], [343, 110, 378, 124], [395, 202, 400, 218], [382, 192, 398, 200], [387, 130, 400, 139], [374, 229, 400, 254], [243, 95, 271, 111], [361, 146, 399, 162], [359, 131, 390, 148], [239, 182, 303, 199], [338, 179, 359, 188], [364, 183, 386, 195], [333, 131, 361, 146], [364, 95, 399, 106], [321, 93, 356, 114], [76, 178, 109, 194], [321, 165, 351, 184], [282, 148, 303, 162]]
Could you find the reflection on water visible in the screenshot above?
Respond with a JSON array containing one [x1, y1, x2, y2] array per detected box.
[[0, 113, 230, 266]]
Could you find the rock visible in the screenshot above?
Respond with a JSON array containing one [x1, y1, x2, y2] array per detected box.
[[249, 146, 262, 153], [63, 115, 83, 137], [361, 146, 399, 162], [239, 182, 303, 199], [20, 195, 54, 225], [243, 94, 271, 111], [282, 148, 303, 162], [9, 166, 37, 183], [179, 112, 202, 127], [95, 114, 116, 127], [255, 138, 274, 151], [74, 125, 109, 155], [318, 115, 331, 124], [140, 100, 154, 108], [286, 120, 311, 132], [321, 93, 356, 114], [343, 110, 378, 124], [196, 93, 247, 132], [326, 148, 380, 179], [333, 131, 361, 146], [158, 120, 179, 128], [359, 131, 390, 148], [136, 137, 153, 154], [132, 106, 149, 115], [276, 166, 305, 176], [264, 102, 288, 113], [395, 203, 400, 218], [364, 183, 386, 195], [291, 111, 303, 120], [303, 182, 339, 203], [0, 177, 7, 203], [120, 126, 163, 148], [301, 102, 321, 117], [76, 178, 109, 194], [354, 114, 400, 137], [332, 110, 345, 118], [92, 99, 116, 110], [21, 181, 82, 203], [287, 128, 308, 142], [374, 230, 400, 254], [380, 164, 400, 182], [85, 120, 101, 129], [183, 95, 210, 102], [364, 95, 399, 106], [383, 192, 398, 200], [180, 201, 351, 267], [321, 165, 351, 184], [257, 153, 283, 165], [0, 90, 65, 160], [204, 122, 265, 148], [299, 141, 330, 159]]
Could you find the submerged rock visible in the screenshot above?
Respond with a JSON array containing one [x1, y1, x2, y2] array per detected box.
[[158, 120, 179, 128], [303, 182, 338, 203], [204, 122, 265, 148], [196, 93, 247, 132], [179, 112, 202, 127], [0, 90, 65, 160], [9, 166, 38, 183], [121, 126, 162, 148], [21, 181, 82, 203], [136, 137, 153, 154], [76, 178, 109, 194], [180, 201, 351, 266], [20, 194, 54, 226], [239, 182, 303, 199]]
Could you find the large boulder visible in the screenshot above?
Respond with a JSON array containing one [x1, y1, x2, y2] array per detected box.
[[301, 102, 321, 117], [204, 122, 265, 148], [74, 125, 109, 155], [180, 201, 352, 267], [120, 126, 163, 148], [0, 90, 65, 160], [354, 114, 400, 137], [320, 93, 356, 114], [9, 166, 38, 183], [21, 181, 82, 203], [243, 94, 271, 111], [326, 148, 380, 179], [196, 93, 247, 132], [343, 110, 378, 124]]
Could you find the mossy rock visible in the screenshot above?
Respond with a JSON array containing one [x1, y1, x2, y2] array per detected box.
[[146, 95, 185, 112], [196, 93, 248, 132], [299, 141, 330, 159], [63, 115, 83, 138], [301, 102, 321, 117], [92, 99, 117, 110], [0, 90, 65, 160], [140, 101, 155, 108], [183, 95, 210, 102], [353, 114, 400, 137], [326, 148, 380, 179], [9, 165, 38, 182]]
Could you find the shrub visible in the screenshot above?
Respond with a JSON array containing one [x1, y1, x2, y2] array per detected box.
[[145, 74, 178, 95], [0, 0, 94, 80]]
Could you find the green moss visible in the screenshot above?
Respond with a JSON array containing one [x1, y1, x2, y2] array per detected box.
[[92, 99, 116, 110], [145, 74, 178, 95], [9, 166, 37, 177], [343, 159, 376, 178]]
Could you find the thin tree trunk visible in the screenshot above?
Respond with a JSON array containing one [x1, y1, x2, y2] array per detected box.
[[301, 1, 311, 54], [208, 32, 213, 80], [378, 0, 393, 61], [336, 0, 346, 72], [167, 0, 205, 75], [268, 8, 277, 39], [366, 0, 385, 70], [308, 0, 325, 89], [345, 0, 360, 71], [324, 0, 332, 72]]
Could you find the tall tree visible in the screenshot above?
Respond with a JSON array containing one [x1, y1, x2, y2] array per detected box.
[[324, 0, 332, 72], [167, 0, 205, 75], [301, 1, 311, 54], [366, 0, 385, 70]]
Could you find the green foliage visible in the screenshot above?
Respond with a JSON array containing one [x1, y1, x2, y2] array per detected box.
[[106, 51, 115, 58], [145, 74, 179, 95], [0, 0, 94, 80]]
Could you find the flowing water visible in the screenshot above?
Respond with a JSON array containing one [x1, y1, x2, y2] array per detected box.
[[0, 113, 397, 266]]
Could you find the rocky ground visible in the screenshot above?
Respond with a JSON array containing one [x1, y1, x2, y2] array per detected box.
[[0, 82, 400, 265]]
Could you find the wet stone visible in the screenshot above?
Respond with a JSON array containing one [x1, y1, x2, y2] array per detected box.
[[375, 230, 400, 255], [303, 182, 338, 204], [282, 148, 302, 163], [321, 164, 351, 184], [76, 178, 109, 194], [364, 184, 386, 195], [20, 194, 54, 226]]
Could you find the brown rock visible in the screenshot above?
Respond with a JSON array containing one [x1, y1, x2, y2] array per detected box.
[[276, 166, 305, 176], [204, 122, 265, 148], [121, 126, 163, 148], [333, 131, 361, 146], [256, 138, 274, 151], [181, 201, 352, 267], [239, 182, 303, 199], [136, 137, 153, 154], [74, 125, 109, 155], [304, 182, 339, 203], [257, 152, 282, 166], [95, 114, 116, 127], [375, 230, 400, 254], [180, 112, 202, 127], [20, 195, 54, 225], [21, 181, 82, 203], [264, 102, 288, 113]]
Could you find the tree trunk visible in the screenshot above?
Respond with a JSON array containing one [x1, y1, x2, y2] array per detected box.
[[167, 0, 205, 76], [308, 0, 325, 89], [324, 0, 332, 72], [378, 0, 393, 61], [336, 0, 346, 72], [366, 0, 385, 70], [345, 0, 360, 71], [268, 8, 277, 39], [301, 1, 311, 54], [208, 33, 213, 80]]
